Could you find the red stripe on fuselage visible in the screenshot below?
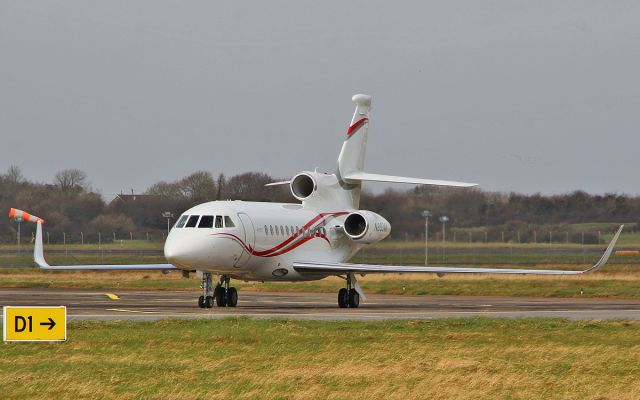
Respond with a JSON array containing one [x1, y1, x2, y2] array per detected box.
[[211, 211, 346, 257]]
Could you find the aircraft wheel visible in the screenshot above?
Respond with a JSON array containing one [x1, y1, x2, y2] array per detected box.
[[227, 287, 238, 307], [204, 295, 214, 308], [216, 286, 227, 307], [198, 295, 205, 308], [348, 289, 360, 308], [338, 288, 348, 308]]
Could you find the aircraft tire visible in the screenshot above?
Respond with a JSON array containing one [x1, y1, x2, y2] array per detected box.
[[216, 287, 227, 307], [338, 288, 349, 308], [204, 296, 214, 308], [198, 295, 206, 308], [227, 287, 238, 307], [348, 289, 360, 308]]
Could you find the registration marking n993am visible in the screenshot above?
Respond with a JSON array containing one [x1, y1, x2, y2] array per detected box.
[[3, 306, 67, 342]]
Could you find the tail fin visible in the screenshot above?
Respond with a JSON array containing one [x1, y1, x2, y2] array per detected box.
[[337, 94, 372, 180], [336, 94, 371, 208]]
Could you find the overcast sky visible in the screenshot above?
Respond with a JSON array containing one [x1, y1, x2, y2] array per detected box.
[[2, 1, 639, 198]]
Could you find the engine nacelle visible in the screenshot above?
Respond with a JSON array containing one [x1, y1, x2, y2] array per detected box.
[[290, 172, 317, 201], [288, 170, 359, 209], [343, 210, 391, 244]]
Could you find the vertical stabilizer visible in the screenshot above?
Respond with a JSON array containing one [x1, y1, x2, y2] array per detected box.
[[338, 94, 372, 178], [336, 94, 372, 208]]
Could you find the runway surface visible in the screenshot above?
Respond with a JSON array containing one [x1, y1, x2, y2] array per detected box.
[[2, 288, 640, 321]]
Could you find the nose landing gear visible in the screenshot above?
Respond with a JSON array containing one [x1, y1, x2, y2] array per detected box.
[[198, 273, 215, 308], [198, 273, 238, 308]]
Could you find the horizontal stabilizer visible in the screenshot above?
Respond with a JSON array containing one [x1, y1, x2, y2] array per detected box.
[[343, 172, 477, 188], [264, 181, 291, 187]]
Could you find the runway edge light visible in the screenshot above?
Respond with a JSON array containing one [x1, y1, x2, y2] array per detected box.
[[3, 306, 67, 342]]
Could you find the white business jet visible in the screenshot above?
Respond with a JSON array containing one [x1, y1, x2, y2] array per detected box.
[[12, 94, 623, 309]]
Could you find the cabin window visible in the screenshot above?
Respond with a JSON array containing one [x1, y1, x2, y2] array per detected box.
[[198, 215, 214, 228], [224, 216, 235, 228], [291, 226, 295, 236], [264, 225, 268, 235], [280, 226, 285, 236], [185, 215, 200, 228], [215, 216, 223, 228], [275, 225, 280, 236], [175, 215, 189, 228], [270, 225, 274, 235], [285, 226, 290, 236]]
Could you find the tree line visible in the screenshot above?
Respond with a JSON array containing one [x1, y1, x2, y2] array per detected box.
[[0, 166, 637, 244]]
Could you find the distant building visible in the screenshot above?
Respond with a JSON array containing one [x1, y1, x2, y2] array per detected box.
[[108, 192, 161, 207]]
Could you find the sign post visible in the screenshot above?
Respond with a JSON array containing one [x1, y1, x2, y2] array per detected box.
[[3, 306, 67, 342]]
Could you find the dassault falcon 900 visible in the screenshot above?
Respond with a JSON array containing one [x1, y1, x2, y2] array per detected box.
[[11, 94, 623, 309]]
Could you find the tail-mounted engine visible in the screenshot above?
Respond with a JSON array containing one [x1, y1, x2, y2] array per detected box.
[[290, 173, 317, 201], [343, 210, 391, 244], [287, 170, 362, 210]]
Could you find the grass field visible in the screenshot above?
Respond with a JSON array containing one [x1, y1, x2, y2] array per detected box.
[[1, 318, 640, 399]]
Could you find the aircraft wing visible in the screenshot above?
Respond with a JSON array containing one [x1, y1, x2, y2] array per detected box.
[[32, 219, 176, 271], [294, 225, 623, 276]]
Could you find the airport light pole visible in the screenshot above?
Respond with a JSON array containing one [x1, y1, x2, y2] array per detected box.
[[14, 216, 23, 254], [440, 216, 449, 263], [421, 210, 431, 266], [162, 212, 174, 235]]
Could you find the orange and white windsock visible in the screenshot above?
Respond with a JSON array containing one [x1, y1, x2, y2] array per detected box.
[[8, 208, 44, 224]]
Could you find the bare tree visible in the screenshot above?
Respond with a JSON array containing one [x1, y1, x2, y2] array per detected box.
[[54, 169, 88, 192], [216, 173, 226, 200], [5, 165, 24, 184], [178, 171, 216, 202], [146, 181, 182, 198]]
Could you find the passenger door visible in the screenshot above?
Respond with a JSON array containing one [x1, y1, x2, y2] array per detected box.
[[234, 212, 255, 268]]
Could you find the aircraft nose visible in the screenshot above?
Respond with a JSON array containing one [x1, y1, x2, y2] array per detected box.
[[164, 233, 196, 265], [163, 236, 182, 264], [164, 232, 214, 268]]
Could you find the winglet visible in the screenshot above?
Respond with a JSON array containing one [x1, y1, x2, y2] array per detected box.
[[34, 221, 49, 268], [582, 225, 624, 273]]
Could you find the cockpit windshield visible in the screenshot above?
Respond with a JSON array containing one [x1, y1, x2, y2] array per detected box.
[[173, 214, 237, 229], [175, 215, 189, 228], [198, 215, 214, 228], [185, 215, 199, 228]]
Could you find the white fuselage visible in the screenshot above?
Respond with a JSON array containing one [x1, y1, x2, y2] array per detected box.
[[164, 200, 360, 281]]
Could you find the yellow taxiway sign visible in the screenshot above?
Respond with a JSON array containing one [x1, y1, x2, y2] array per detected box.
[[3, 306, 67, 342]]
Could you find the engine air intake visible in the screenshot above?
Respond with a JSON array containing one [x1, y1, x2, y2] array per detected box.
[[344, 213, 367, 239], [290, 173, 317, 200]]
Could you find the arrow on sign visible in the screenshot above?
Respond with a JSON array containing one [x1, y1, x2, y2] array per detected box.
[[40, 318, 56, 330]]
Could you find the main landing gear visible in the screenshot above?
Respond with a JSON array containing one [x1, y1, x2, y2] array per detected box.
[[338, 274, 360, 308], [198, 273, 238, 308]]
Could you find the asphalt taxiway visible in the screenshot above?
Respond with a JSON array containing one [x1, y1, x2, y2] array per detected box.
[[2, 288, 640, 321]]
